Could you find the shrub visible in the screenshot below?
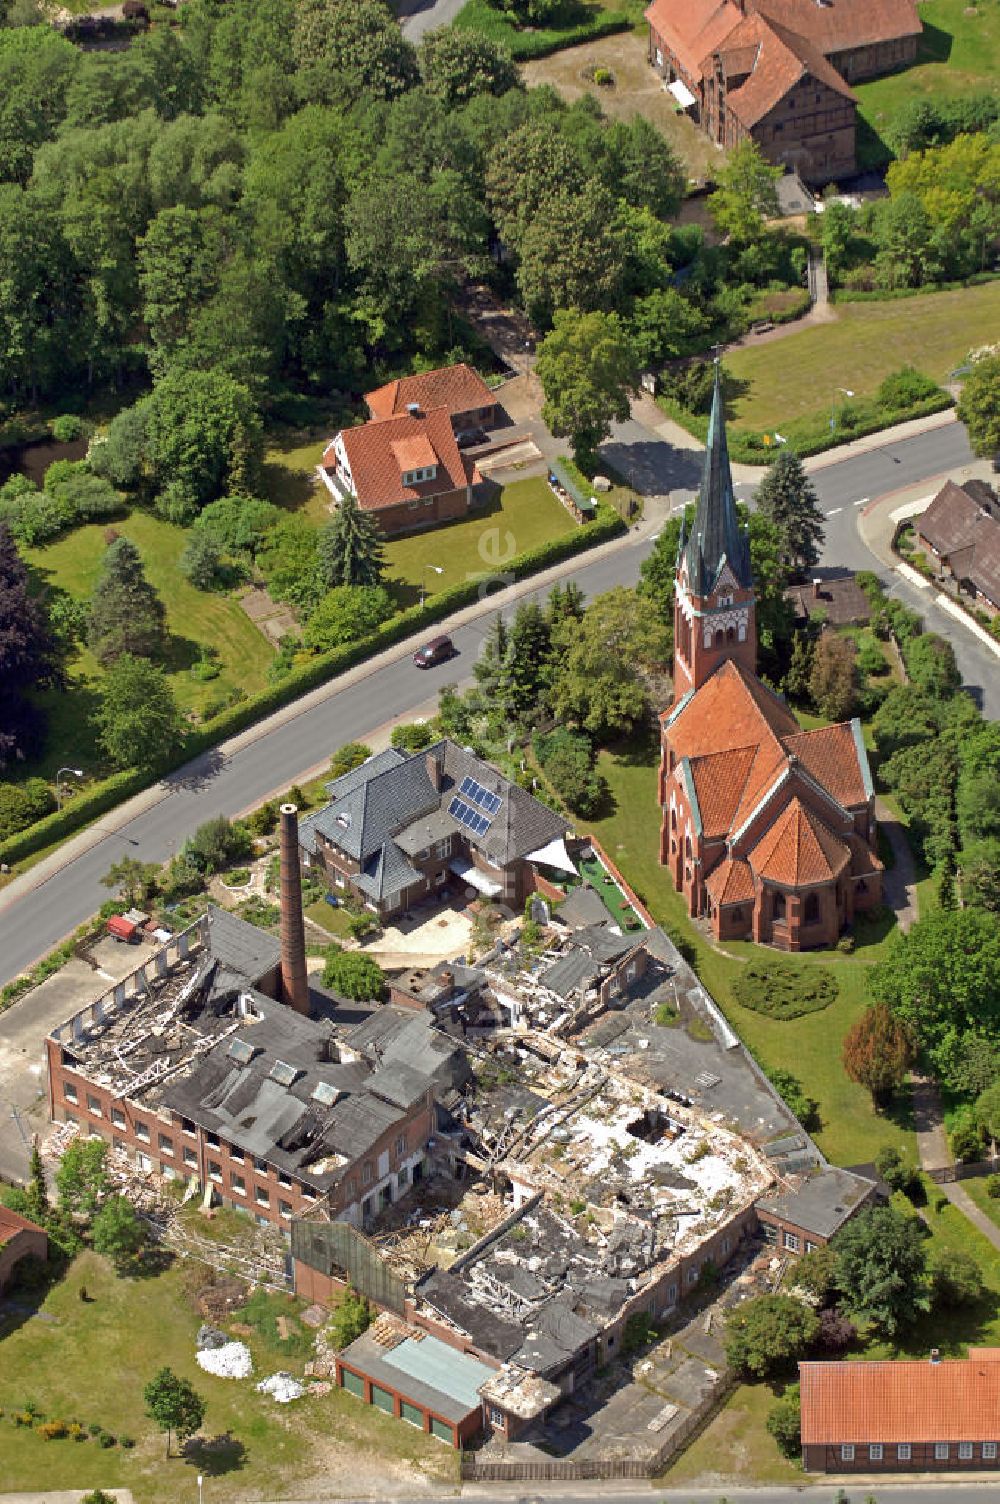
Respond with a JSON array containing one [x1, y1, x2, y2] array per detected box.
[[185, 816, 253, 876], [50, 414, 86, 442], [986, 1174, 1000, 1199], [732, 957, 837, 1018], [330, 742, 372, 779], [767, 1385, 801, 1457], [0, 778, 57, 842], [346, 910, 379, 941], [390, 721, 435, 752], [877, 365, 939, 410], [37, 1419, 69, 1440], [246, 801, 278, 837], [533, 726, 606, 817], [97, 1431, 117, 1448], [767, 1068, 818, 1129], [950, 1111, 986, 1164], [322, 944, 386, 1001]]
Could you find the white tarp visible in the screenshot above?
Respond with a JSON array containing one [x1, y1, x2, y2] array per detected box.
[[449, 857, 502, 896], [257, 1372, 305, 1403], [668, 78, 697, 109], [526, 836, 578, 876]]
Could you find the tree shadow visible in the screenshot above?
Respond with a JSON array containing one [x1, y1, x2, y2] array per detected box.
[[163, 746, 226, 793], [182, 1432, 247, 1476], [0, 1260, 62, 1342], [882, 1081, 916, 1137], [598, 438, 703, 497], [126, 1245, 175, 1279], [160, 632, 205, 676], [602, 730, 659, 769], [849, 904, 898, 951]]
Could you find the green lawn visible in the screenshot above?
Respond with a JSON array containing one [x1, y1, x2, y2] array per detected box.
[[304, 896, 355, 938], [585, 736, 915, 1168], [658, 1379, 807, 1487], [854, 0, 1000, 157], [260, 430, 332, 527], [725, 281, 1000, 431], [0, 1251, 455, 1504], [381, 476, 577, 605], [23, 511, 274, 780], [960, 1176, 1000, 1235]]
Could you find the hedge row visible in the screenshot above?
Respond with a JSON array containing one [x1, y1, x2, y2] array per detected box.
[[0, 504, 625, 868], [453, 0, 631, 59], [831, 270, 1000, 304], [657, 390, 954, 465]]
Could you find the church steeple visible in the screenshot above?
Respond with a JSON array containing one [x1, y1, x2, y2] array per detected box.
[[683, 363, 753, 596], [672, 362, 756, 701]]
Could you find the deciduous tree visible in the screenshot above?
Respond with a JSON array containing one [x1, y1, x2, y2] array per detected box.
[[957, 352, 1000, 460], [0, 521, 57, 768], [550, 586, 670, 739], [323, 944, 386, 1001], [832, 1205, 930, 1335], [536, 309, 637, 469], [709, 140, 781, 244], [724, 1294, 819, 1379], [92, 1194, 147, 1270], [418, 27, 519, 107], [808, 632, 857, 720], [301, 585, 393, 653], [96, 654, 183, 770], [143, 1367, 205, 1458], [842, 1003, 913, 1108], [55, 1138, 108, 1220]]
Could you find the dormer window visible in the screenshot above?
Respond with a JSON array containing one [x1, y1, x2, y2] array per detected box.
[[402, 465, 437, 486]]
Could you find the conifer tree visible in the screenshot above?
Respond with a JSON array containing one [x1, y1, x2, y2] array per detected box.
[[87, 537, 166, 666], [754, 450, 825, 579], [317, 494, 385, 588]]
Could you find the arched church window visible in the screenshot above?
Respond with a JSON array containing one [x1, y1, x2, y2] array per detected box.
[[804, 892, 820, 924], [714, 629, 724, 647]]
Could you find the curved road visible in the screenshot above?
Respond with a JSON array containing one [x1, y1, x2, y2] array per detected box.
[[0, 418, 991, 987]]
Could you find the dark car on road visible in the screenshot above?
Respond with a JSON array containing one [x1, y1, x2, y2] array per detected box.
[[413, 635, 456, 669]]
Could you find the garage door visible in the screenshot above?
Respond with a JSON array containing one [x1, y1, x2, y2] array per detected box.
[[341, 1369, 365, 1399], [400, 1401, 423, 1428], [371, 1384, 394, 1414], [430, 1417, 454, 1445]]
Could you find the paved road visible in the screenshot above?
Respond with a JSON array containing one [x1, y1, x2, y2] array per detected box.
[[271, 1487, 1000, 1503], [396, 0, 466, 39], [0, 420, 992, 989]]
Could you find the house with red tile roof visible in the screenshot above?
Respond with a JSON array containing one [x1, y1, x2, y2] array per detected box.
[[319, 406, 480, 538], [645, 0, 920, 182], [800, 1352, 1000, 1472], [659, 367, 881, 949], [0, 1204, 47, 1290], [364, 363, 503, 438]]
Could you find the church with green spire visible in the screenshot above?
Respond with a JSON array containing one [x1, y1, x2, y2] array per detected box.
[[658, 366, 883, 951]]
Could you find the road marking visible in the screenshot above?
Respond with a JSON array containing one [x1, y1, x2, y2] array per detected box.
[[825, 507, 842, 517], [854, 496, 869, 508]]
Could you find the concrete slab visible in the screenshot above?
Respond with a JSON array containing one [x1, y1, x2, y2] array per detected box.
[[368, 903, 474, 963]]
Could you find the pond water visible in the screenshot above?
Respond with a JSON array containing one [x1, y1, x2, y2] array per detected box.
[[0, 436, 89, 488]]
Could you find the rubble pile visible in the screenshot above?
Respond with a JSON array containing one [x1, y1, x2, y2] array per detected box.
[[196, 1341, 253, 1379]]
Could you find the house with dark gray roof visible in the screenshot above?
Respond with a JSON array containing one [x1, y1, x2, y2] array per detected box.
[[300, 740, 570, 919]]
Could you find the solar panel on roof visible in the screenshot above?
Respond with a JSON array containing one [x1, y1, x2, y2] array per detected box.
[[459, 776, 502, 815], [269, 1059, 300, 1088], [448, 795, 494, 837], [228, 1038, 255, 1065]]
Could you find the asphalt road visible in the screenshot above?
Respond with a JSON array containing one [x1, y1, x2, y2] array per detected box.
[[0, 420, 993, 988], [396, 0, 467, 39], [273, 1486, 1000, 1503]]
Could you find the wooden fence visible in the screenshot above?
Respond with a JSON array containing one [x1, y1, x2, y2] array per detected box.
[[460, 1373, 735, 1482]]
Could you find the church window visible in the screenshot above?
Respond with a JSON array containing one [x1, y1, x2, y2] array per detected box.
[[804, 893, 820, 924], [726, 627, 735, 643], [714, 629, 724, 647], [670, 808, 677, 830], [685, 835, 692, 858], [773, 891, 786, 921]]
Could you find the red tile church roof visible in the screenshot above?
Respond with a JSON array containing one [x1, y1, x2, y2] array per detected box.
[[748, 797, 850, 887]]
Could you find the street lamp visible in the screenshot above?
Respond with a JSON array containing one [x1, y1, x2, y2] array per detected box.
[[55, 767, 83, 809], [420, 564, 444, 607], [830, 387, 854, 433], [197, 1475, 204, 1504]]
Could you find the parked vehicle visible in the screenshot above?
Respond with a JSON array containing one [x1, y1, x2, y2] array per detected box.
[[413, 635, 456, 669]]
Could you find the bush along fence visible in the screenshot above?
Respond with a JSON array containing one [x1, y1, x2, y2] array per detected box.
[[657, 388, 953, 465], [453, 0, 631, 60], [0, 504, 626, 872]]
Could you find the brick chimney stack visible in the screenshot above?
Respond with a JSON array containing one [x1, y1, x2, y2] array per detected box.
[[425, 746, 442, 791], [279, 803, 309, 1016]]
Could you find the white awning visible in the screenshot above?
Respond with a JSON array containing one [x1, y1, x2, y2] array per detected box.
[[449, 857, 502, 896], [668, 79, 697, 109], [525, 837, 578, 876]]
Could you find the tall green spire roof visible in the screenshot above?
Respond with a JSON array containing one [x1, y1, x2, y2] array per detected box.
[[682, 364, 753, 596]]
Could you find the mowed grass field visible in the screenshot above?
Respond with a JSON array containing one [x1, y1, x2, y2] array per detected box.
[[855, 0, 1000, 143], [24, 511, 273, 778], [381, 476, 577, 604], [725, 281, 1000, 430], [586, 737, 916, 1169], [0, 1251, 455, 1504]]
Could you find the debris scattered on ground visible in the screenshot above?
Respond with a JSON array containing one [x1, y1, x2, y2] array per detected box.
[[196, 1324, 228, 1350], [301, 1303, 327, 1328], [256, 1371, 305, 1403], [197, 1341, 253, 1379]]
